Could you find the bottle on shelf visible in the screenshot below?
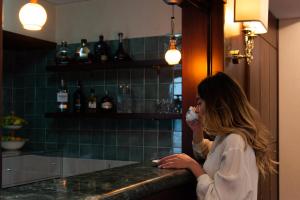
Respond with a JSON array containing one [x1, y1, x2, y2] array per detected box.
[[114, 32, 131, 61], [87, 88, 97, 113], [73, 80, 86, 112], [94, 35, 109, 63], [100, 91, 115, 112], [117, 84, 132, 113], [74, 39, 92, 63], [57, 79, 69, 112], [173, 95, 182, 113], [56, 41, 71, 65]]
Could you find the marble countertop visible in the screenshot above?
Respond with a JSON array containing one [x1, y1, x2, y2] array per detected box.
[[0, 162, 195, 200]]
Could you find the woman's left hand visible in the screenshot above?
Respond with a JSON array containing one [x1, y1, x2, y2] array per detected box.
[[158, 153, 205, 178]]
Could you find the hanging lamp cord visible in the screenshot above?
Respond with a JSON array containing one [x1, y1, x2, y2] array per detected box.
[[171, 5, 175, 39]]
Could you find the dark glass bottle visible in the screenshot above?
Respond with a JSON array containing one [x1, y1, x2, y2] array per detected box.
[[73, 81, 85, 112], [114, 32, 131, 61], [56, 41, 70, 65], [57, 79, 69, 112], [100, 91, 115, 112], [87, 88, 97, 113], [94, 35, 109, 63], [74, 39, 92, 63]]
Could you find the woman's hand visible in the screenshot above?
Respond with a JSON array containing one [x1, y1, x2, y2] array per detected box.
[[186, 119, 203, 133], [186, 105, 205, 143], [158, 153, 204, 178]]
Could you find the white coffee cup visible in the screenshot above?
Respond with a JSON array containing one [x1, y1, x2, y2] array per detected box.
[[186, 106, 198, 121]]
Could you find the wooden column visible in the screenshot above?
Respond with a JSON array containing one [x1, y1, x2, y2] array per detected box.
[[181, 0, 224, 155], [182, 3, 208, 155], [0, 0, 3, 187]]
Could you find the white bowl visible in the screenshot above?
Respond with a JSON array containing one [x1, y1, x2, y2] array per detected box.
[[1, 140, 26, 150]]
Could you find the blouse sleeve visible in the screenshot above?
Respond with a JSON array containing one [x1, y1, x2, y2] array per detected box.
[[196, 147, 251, 200], [192, 139, 212, 159]]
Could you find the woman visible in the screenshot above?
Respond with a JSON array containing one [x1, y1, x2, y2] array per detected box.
[[158, 72, 276, 200]]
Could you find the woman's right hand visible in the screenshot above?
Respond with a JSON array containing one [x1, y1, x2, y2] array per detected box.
[[186, 105, 204, 143], [186, 119, 203, 133]]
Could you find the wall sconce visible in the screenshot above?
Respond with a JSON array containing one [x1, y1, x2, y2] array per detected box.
[[163, 0, 182, 65], [19, 0, 47, 31], [229, 0, 269, 64]]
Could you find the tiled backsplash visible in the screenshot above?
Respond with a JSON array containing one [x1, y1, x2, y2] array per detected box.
[[3, 35, 182, 162]]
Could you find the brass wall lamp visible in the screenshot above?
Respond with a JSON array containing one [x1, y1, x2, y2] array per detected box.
[[228, 0, 269, 65]]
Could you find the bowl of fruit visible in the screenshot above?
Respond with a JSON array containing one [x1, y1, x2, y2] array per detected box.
[[1, 136, 28, 151], [0, 114, 27, 130]]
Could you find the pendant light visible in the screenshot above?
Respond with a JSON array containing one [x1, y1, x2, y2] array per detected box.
[[165, 4, 181, 65], [19, 0, 47, 31]]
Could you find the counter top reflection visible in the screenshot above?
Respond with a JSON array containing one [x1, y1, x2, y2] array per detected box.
[[0, 163, 195, 200]]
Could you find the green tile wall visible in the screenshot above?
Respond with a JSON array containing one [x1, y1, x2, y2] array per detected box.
[[2, 35, 182, 162]]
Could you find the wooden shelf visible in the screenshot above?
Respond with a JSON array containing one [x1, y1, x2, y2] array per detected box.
[[45, 112, 182, 120], [3, 31, 56, 51], [46, 59, 172, 72]]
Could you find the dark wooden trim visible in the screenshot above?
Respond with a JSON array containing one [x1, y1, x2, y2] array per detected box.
[[180, 0, 209, 13], [47, 60, 173, 72], [143, 180, 197, 200], [0, 0, 3, 187], [3, 30, 56, 51], [45, 112, 182, 120]]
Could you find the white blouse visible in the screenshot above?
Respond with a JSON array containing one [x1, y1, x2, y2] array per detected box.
[[192, 134, 258, 200]]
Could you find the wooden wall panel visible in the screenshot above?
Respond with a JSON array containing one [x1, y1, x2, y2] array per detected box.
[[260, 38, 271, 129], [261, 12, 278, 49], [249, 37, 261, 111], [269, 45, 278, 142], [269, 39, 278, 200], [224, 2, 278, 200]]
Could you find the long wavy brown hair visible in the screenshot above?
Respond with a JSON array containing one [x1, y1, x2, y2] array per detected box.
[[198, 72, 277, 177]]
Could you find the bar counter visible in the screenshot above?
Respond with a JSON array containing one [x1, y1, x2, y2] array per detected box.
[[0, 163, 196, 200]]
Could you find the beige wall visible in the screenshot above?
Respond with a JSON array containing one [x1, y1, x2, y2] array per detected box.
[[55, 0, 182, 43], [3, 0, 182, 43], [3, 0, 56, 41], [279, 18, 300, 200]]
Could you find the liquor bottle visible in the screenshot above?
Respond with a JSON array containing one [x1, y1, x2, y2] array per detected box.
[[94, 35, 109, 63], [114, 32, 131, 61], [73, 81, 85, 112], [74, 39, 92, 63], [87, 88, 97, 113], [100, 91, 115, 112], [57, 79, 69, 112], [56, 41, 71, 65]]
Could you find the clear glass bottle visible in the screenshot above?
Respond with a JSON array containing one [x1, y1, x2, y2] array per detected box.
[[87, 88, 97, 113], [117, 84, 132, 113], [114, 32, 131, 61], [75, 39, 91, 63], [100, 91, 115, 112], [94, 35, 109, 63], [57, 79, 69, 112], [173, 95, 182, 113], [73, 80, 85, 112], [56, 41, 70, 65]]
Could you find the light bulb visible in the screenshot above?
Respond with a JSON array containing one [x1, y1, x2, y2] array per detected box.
[[19, 3, 47, 31], [165, 49, 181, 65]]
